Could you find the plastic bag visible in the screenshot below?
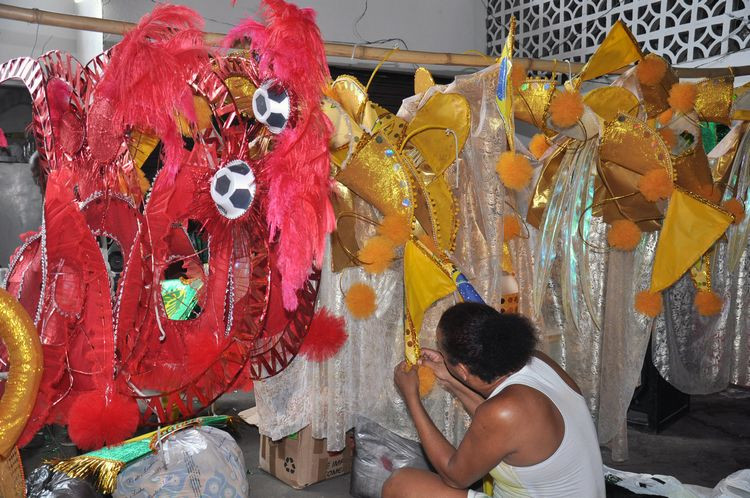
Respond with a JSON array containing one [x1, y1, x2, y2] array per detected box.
[[711, 469, 750, 497], [350, 417, 430, 498], [113, 426, 248, 497], [605, 466, 704, 497], [26, 464, 103, 498]]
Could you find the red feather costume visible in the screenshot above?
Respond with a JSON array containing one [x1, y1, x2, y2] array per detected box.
[[0, 0, 330, 450]]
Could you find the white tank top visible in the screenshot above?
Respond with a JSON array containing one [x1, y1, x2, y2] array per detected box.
[[487, 357, 605, 498]]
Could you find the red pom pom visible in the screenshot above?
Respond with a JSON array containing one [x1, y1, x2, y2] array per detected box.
[[67, 390, 140, 450], [299, 308, 348, 362]]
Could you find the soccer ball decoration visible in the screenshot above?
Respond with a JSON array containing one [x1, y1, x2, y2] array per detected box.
[[210, 159, 257, 219], [252, 81, 290, 134]]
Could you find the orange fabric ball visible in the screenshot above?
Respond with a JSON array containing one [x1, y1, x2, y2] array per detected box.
[[529, 133, 550, 160], [358, 236, 396, 274], [548, 90, 584, 128], [496, 152, 533, 191], [503, 214, 521, 241], [639, 168, 673, 202], [668, 83, 697, 114], [635, 291, 663, 317], [510, 63, 527, 90], [722, 198, 745, 225], [636, 55, 668, 86], [657, 108, 674, 126], [345, 282, 377, 319], [658, 127, 677, 149], [698, 184, 721, 204], [607, 219, 642, 251], [418, 365, 436, 398], [694, 290, 722, 317], [378, 214, 412, 246]]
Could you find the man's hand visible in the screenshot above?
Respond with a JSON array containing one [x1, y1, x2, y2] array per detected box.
[[394, 361, 419, 401], [419, 348, 453, 387]]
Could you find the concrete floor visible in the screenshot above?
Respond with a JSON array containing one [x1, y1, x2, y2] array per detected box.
[[21, 388, 750, 496]]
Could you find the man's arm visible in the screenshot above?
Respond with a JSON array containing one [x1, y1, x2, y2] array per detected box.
[[442, 376, 485, 417], [420, 348, 485, 417], [395, 362, 515, 489]]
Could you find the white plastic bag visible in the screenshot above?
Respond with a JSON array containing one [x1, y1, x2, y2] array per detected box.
[[350, 418, 430, 498], [711, 469, 750, 498], [604, 466, 704, 497], [114, 426, 248, 497]]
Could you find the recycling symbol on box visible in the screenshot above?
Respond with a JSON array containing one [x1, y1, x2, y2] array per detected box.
[[284, 457, 296, 474]]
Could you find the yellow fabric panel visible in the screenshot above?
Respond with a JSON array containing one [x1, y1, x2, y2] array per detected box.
[[403, 241, 456, 364], [650, 189, 732, 292]]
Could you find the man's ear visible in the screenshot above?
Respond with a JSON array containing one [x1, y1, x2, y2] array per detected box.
[[456, 362, 470, 382]]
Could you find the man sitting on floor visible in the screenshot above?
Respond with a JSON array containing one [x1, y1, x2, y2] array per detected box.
[[384, 302, 605, 498]]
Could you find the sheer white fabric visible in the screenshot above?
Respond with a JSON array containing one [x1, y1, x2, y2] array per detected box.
[[533, 68, 658, 461]]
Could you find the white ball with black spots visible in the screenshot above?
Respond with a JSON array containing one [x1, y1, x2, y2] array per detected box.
[[210, 160, 256, 220], [252, 82, 290, 134]]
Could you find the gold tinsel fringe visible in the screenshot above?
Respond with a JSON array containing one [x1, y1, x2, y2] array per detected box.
[[50, 456, 124, 494]]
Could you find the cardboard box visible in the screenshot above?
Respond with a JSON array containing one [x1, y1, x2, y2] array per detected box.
[[259, 426, 354, 489]]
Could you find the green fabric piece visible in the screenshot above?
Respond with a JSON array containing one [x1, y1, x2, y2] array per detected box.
[[701, 121, 718, 154], [160, 278, 199, 320], [80, 415, 231, 465]]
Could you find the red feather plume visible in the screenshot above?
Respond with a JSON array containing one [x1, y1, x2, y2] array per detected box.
[[67, 390, 140, 450], [95, 4, 209, 183], [299, 307, 348, 362], [224, 0, 335, 311]]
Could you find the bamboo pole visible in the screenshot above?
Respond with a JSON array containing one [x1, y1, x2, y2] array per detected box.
[[0, 3, 747, 78]]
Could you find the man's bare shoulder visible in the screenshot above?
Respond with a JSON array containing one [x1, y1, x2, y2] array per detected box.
[[478, 384, 543, 425]]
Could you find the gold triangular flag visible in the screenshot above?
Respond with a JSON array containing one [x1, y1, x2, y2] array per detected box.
[[579, 21, 642, 83], [650, 189, 732, 292], [403, 240, 456, 364]]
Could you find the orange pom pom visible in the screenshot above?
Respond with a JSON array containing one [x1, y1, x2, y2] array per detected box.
[[697, 184, 721, 204], [636, 55, 668, 86], [377, 214, 411, 246], [658, 127, 677, 149], [668, 83, 697, 114], [635, 291, 663, 317], [638, 168, 673, 202], [657, 108, 674, 126], [722, 198, 745, 225], [358, 236, 396, 274], [496, 152, 533, 191], [510, 63, 527, 90], [418, 365, 436, 398], [548, 90, 584, 128], [503, 214, 521, 241], [694, 290, 722, 316], [529, 133, 550, 160], [345, 282, 377, 319], [607, 219, 642, 251]]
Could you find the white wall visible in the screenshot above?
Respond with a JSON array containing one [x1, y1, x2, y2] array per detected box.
[[0, 1, 486, 75], [0, 1, 79, 63], [103, 0, 488, 75]]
